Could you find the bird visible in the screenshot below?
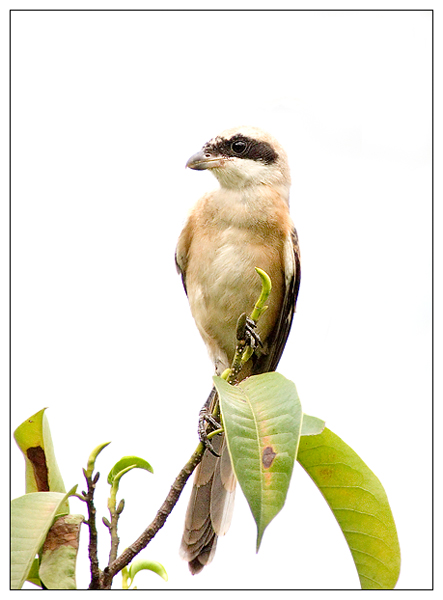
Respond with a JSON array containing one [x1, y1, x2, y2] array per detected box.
[[175, 125, 301, 574]]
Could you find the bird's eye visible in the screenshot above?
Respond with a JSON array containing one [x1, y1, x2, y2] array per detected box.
[[231, 140, 247, 155]]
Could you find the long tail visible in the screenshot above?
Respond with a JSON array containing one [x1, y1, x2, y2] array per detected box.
[[180, 389, 236, 574]]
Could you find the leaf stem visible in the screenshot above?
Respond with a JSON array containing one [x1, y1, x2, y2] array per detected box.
[[224, 268, 272, 382], [251, 267, 272, 322]]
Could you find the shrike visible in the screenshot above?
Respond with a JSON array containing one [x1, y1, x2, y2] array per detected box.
[[176, 126, 301, 574]]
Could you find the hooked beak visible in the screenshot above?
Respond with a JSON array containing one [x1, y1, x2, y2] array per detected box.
[[186, 149, 224, 170]]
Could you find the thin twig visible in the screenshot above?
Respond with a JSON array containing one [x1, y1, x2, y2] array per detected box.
[[99, 444, 204, 588], [107, 503, 121, 566], [82, 469, 101, 590]]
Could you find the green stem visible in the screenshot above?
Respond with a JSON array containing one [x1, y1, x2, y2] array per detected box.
[[250, 267, 272, 322], [224, 268, 272, 381]]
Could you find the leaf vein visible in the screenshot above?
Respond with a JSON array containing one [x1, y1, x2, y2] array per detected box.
[[341, 529, 393, 549], [332, 507, 388, 527], [348, 547, 393, 572]]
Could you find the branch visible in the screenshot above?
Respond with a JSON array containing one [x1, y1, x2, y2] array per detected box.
[[80, 442, 111, 589], [100, 444, 205, 588], [89, 268, 273, 588], [82, 469, 101, 590]]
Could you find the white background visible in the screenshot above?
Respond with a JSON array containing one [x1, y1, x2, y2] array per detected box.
[[7, 4, 434, 593]]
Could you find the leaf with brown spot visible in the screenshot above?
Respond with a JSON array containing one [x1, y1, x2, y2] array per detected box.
[[262, 446, 277, 468], [11, 487, 77, 589], [214, 372, 302, 551], [26, 446, 49, 492], [39, 514, 84, 589], [14, 408, 67, 505]]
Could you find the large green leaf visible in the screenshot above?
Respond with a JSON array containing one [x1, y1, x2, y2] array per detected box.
[[39, 514, 84, 589], [14, 408, 67, 500], [297, 428, 401, 589], [10, 487, 76, 589], [214, 372, 302, 549]]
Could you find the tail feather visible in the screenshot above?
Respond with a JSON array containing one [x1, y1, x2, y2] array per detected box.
[[180, 430, 236, 574], [210, 442, 236, 536]]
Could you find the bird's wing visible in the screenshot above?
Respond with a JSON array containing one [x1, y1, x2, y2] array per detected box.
[[175, 212, 196, 296], [175, 252, 187, 295], [254, 226, 301, 374]]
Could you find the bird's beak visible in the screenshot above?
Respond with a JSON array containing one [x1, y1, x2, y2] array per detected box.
[[186, 150, 224, 170]]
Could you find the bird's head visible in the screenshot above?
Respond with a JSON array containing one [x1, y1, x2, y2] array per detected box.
[[186, 126, 290, 190]]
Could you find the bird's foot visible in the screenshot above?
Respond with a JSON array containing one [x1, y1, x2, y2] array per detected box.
[[236, 313, 263, 350], [198, 408, 222, 457], [198, 390, 222, 457]]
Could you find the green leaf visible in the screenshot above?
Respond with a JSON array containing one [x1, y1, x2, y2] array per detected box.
[[10, 487, 77, 589], [107, 456, 153, 485], [14, 408, 67, 504], [297, 428, 401, 589], [86, 441, 111, 477], [214, 372, 302, 550], [301, 414, 325, 436], [25, 558, 42, 588], [39, 514, 84, 589], [128, 558, 168, 584]]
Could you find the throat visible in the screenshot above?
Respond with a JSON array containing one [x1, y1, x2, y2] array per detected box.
[[209, 184, 289, 234]]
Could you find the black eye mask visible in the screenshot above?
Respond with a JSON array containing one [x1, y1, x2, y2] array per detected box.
[[204, 134, 278, 165]]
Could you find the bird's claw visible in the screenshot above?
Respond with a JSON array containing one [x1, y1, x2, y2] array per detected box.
[[236, 313, 263, 349], [198, 407, 222, 457]]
